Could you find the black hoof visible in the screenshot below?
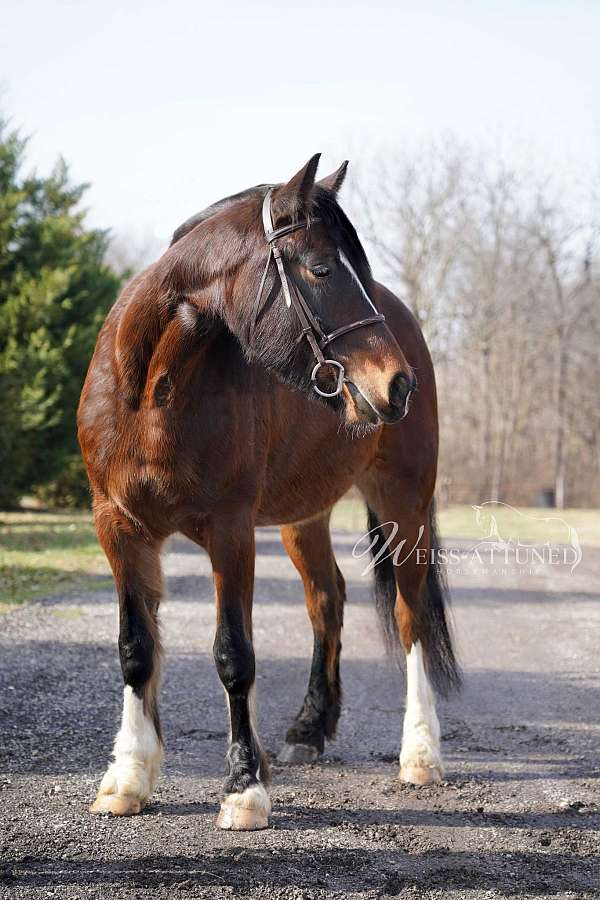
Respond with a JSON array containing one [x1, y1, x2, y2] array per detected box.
[[277, 743, 321, 764]]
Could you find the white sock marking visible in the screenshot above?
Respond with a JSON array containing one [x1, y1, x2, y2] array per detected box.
[[400, 641, 443, 774], [97, 686, 162, 803]]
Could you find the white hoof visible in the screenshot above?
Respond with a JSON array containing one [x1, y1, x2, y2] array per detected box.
[[216, 783, 271, 831], [400, 736, 444, 786], [90, 791, 144, 816], [400, 763, 443, 785], [89, 752, 161, 816]]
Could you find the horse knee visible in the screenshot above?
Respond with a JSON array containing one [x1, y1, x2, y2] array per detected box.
[[118, 600, 155, 692], [213, 629, 255, 695]]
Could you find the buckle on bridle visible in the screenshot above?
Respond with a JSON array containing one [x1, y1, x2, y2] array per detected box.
[[311, 360, 345, 398]]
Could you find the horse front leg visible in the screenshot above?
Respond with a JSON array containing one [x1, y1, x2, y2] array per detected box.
[[208, 512, 271, 831], [90, 501, 164, 815]]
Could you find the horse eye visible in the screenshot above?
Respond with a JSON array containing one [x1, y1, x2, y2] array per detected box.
[[311, 265, 330, 278]]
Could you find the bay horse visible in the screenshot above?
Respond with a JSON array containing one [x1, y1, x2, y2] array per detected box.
[[78, 154, 460, 830]]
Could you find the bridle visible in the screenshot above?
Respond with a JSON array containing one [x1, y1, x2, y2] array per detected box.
[[250, 188, 386, 398]]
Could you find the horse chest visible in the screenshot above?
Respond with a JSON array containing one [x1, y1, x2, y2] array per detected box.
[[257, 428, 376, 525]]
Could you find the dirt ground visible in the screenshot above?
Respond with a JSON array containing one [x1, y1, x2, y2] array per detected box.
[[1, 529, 599, 899]]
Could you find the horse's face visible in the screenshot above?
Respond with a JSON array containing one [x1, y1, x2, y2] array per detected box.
[[248, 156, 416, 431]]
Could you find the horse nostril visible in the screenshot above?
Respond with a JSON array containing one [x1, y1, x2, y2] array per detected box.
[[389, 372, 416, 412]]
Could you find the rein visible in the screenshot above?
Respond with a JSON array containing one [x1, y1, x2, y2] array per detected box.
[[250, 188, 385, 398]]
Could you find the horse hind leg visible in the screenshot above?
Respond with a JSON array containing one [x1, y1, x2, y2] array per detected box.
[[361, 490, 461, 785], [278, 514, 344, 764], [90, 500, 164, 815]]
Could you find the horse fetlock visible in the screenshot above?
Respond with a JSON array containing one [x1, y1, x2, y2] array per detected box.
[[90, 686, 162, 816], [216, 782, 271, 831], [118, 632, 155, 689], [285, 691, 339, 751], [90, 741, 163, 814]]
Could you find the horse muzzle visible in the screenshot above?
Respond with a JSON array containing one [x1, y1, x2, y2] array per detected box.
[[345, 371, 417, 424]]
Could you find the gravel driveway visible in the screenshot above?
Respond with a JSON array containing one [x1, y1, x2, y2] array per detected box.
[[1, 530, 599, 899]]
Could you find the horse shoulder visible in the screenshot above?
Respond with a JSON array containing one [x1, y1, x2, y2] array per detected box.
[[366, 282, 438, 494], [113, 268, 175, 410]]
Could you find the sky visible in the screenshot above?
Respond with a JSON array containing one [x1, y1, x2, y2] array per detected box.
[[1, 0, 598, 255]]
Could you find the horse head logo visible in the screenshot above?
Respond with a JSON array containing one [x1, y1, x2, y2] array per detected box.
[[472, 501, 582, 572]]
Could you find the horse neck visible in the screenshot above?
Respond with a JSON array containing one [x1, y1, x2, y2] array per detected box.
[[113, 227, 257, 409]]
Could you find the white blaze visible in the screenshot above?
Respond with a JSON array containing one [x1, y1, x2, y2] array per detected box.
[[338, 249, 380, 314]]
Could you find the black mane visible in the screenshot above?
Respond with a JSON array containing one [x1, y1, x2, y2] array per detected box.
[[170, 184, 371, 286], [170, 184, 269, 246]]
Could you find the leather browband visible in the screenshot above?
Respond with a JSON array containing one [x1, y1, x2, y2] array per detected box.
[[265, 219, 321, 244]]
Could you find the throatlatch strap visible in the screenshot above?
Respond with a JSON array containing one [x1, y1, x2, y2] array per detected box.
[[249, 247, 273, 343], [272, 247, 294, 309]]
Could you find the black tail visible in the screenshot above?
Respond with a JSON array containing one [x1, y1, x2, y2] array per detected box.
[[367, 502, 462, 697]]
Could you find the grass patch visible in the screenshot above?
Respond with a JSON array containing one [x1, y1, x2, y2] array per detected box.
[[330, 497, 369, 532], [331, 498, 600, 545], [2, 502, 597, 613], [438, 505, 600, 546], [0, 511, 110, 610]]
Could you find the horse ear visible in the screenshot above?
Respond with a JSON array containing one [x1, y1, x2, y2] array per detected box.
[[272, 153, 321, 220], [316, 160, 349, 196]]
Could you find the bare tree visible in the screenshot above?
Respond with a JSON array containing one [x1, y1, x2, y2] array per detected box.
[[349, 139, 600, 508], [350, 140, 469, 356], [525, 200, 598, 507]]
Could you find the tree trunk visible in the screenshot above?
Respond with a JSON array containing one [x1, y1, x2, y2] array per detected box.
[[554, 338, 568, 509], [480, 344, 492, 502]]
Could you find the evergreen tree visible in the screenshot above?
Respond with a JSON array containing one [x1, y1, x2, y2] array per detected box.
[[0, 119, 121, 507]]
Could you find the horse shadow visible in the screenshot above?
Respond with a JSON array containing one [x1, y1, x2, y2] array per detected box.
[[0, 636, 598, 781], [2, 845, 598, 895]]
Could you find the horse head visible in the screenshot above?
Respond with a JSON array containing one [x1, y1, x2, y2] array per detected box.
[[239, 154, 416, 430]]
